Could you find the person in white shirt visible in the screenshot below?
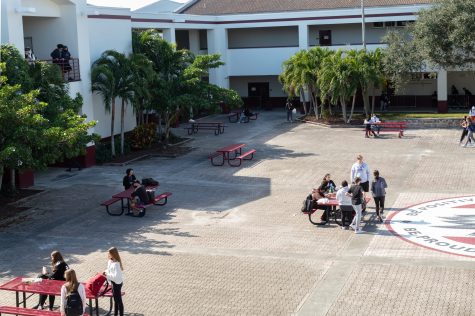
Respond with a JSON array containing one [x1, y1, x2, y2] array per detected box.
[[336, 180, 354, 229], [104, 247, 124, 316], [371, 113, 381, 136], [60, 269, 86, 316], [469, 106, 475, 121], [350, 154, 371, 193]]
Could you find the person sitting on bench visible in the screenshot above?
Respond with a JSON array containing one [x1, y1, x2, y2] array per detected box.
[[239, 107, 254, 123], [311, 180, 331, 222], [129, 182, 150, 216], [123, 168, 140, 190]]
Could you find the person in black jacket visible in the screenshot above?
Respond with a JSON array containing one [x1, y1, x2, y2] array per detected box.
[[33, 251, 69, 310], [123, 169, 139, 190]]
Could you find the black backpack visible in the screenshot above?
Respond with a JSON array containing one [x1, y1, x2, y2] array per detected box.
[[142, 178, 159, 186], [65, 286, 83, 316], [301, 194, 314, 213]]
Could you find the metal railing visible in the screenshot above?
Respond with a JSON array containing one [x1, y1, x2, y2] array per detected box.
[[39, 58, 81, 82]]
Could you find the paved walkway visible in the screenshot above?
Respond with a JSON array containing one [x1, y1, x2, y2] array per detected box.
[[0, 111, 474, 315]]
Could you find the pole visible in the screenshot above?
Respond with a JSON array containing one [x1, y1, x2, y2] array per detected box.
[[361, 0, 366, 49]]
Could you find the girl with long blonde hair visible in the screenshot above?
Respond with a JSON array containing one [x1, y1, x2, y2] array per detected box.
[[60, 269, 86, 316], [104, 247, 124, 316]]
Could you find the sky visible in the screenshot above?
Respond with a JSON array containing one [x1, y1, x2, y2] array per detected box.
[[87, 0, 189, 10]]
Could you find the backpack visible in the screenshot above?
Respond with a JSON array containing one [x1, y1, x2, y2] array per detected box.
[[301, 194, 314, 213], [65, 285, 83, 316], [142, 178, 159, 186], [85, 273, 109, 297]]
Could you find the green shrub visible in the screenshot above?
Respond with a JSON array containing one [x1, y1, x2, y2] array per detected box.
[[130, 123, 157, 150]]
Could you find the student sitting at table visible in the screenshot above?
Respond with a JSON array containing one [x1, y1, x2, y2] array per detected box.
[[60, 269, 86, 316], [129, 182, 150, 216], [311, 180, 331, 222], [33, 251, 69, 310], [336, 180, 354, 230], [123, 168, 140, 190]]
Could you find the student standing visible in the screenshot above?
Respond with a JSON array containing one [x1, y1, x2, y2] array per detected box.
[[104, 247, 124, 316], [350, 155, 371, 194], [60, 269, 86, 316], [285, 99, 294, 122], [336, 180, 353, 229], [371, 170, 388, 223], [347, 177, 364, 234]]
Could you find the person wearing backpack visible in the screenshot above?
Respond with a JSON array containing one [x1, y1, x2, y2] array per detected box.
[[104, 247, 124, 316], [60, 269, 86, 316], [33, 250, 69, 310]]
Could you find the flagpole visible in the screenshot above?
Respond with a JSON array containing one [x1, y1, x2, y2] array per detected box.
[[361, 0, 366, 49]]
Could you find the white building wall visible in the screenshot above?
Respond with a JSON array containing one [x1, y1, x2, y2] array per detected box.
[[227, 47, 300, 76], [1, 0, 25, 51], [87, 12, 135, 138]]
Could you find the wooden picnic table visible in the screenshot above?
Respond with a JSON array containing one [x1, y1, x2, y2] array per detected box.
[[185, 122, 225, 135], [0, 276, 120, 316]]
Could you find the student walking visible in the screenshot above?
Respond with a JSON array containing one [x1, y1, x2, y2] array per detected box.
[[104, 247, 124, 316], [60, 269, 86, 316], [459, 116, 470, 146], [371, 170, 388, 223], [347, 177, 364, 234]]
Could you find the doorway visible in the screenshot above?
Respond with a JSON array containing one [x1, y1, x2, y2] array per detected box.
[[248, 82, 269, 108], [319, 30, 332, 46]]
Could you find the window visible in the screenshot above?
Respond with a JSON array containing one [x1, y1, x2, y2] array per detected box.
[[396, 21, 407, 27], [372, 22, 384, 28], [385, 21, 396, 27]]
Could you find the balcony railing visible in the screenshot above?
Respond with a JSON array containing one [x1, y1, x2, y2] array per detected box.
[[38, 58, 81, 82]]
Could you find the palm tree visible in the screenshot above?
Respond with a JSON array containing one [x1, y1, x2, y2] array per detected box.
[[129, 53, 155, 125], [92, 50, 134, 156], [91, 64, 116, 157], [318, 50, 359, 123], [280, 48, 333, 118]]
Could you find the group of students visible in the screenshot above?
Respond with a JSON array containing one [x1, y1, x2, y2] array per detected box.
[[50, 44, 73, 79], [32, 248, 124, 316], [309, 155, 388, 233], [459, 106, 475, 147], [123, 168, 153, 216], [364, 114, 382, 138]]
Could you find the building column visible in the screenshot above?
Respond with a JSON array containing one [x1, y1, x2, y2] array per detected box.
[[163, 28, 176, 44], [207, 27, 229, 89], [437, 69, 448, 113], [298, 24, 309, 50], [189, 29, 200, 54]]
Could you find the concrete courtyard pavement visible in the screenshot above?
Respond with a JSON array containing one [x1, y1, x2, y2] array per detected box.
[[0, 111, 474, 315]]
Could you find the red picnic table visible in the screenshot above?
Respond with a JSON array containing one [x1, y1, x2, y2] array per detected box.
[[0, 276, 121, 316], [208, 143, 245, 166], [303, 196, 372, 226], [100, 184, 172, 216]]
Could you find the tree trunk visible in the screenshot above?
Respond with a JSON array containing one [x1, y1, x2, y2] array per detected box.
[[347, 94, 357, 123], [110, 98, 116, 158], [362, 88, 370, 116], [120, 99, 126, 155], [8, 168, 16, 193], [299, 87, 307, 114], [157, 114, 162, 139], [340, 96, 347, 123], [371, 95, 376, 114], [313, 94, 319, 119]]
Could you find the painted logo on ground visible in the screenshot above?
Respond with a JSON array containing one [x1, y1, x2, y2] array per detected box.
[[386, 196, 475, 258]]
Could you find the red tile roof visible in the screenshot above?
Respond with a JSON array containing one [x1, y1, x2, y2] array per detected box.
[[180, 0, 433, 15]]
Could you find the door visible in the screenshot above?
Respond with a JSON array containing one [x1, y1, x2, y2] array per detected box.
[[319, 30, 332, 46], [248, 82, 270, 108]]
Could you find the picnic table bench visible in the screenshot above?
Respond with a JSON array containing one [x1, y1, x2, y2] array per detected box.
[[100, 185, 172, 216], [208, 143, 256, 167], [371, 121, 407, 138], [228, 111, 259, 123], [0, 306, 90, 316], [184, 122, 225, 135]]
